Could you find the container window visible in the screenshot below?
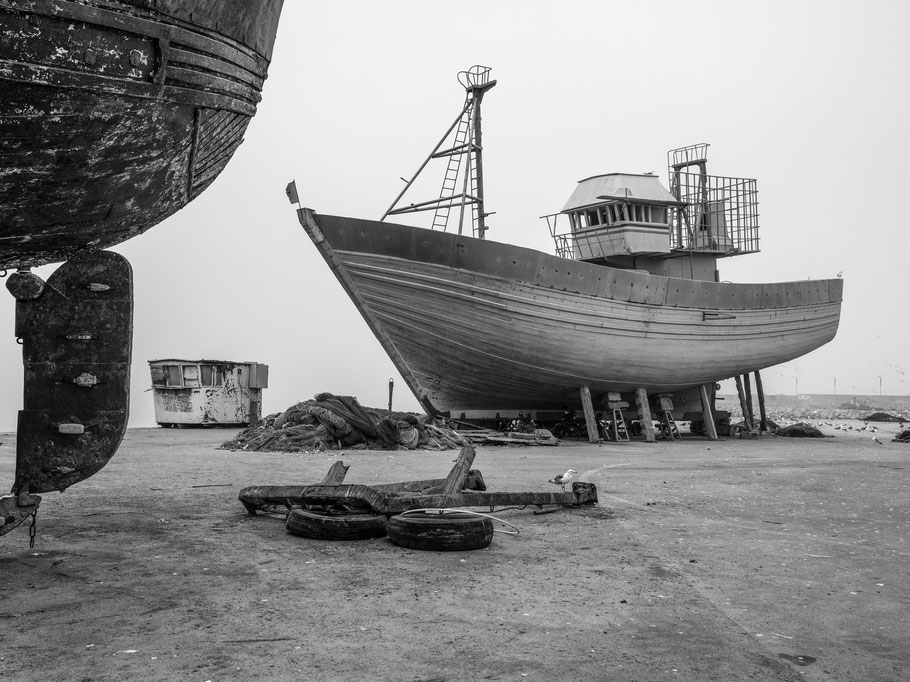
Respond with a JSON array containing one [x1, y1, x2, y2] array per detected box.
[[151, 366, 167, 386], [200, 365, 224, 387], [183, 365, 200, 388], [166, 365, 181, 387]]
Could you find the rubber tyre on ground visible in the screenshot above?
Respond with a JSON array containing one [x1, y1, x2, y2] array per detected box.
[[285, 509, 387, 540], [386, 511, 494, 551]]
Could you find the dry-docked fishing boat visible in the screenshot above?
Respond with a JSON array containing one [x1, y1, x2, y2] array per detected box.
[[291, 66, 842, 426], [0, 0, 284, 538]]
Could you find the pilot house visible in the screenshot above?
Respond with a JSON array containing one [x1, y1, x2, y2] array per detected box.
[[546, 144, 761, 282]]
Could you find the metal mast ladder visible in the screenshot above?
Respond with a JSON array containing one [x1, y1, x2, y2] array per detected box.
[[381, 65, 496, 238]]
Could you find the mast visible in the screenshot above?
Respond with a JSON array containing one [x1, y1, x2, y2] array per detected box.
[[382, 65, 496, 238]]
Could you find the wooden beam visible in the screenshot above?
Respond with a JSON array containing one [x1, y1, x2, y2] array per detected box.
[[754, 370, 768, 432], [699, 383, 719, 441], [579, 385, 600, 442], [743, 373, 755, 428], [635, 388, 656, 442], [238, 481, 599, 515], [734, 375, 753, 431]]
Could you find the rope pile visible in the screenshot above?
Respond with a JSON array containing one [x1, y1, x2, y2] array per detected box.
[[220, 392, 470, 453]]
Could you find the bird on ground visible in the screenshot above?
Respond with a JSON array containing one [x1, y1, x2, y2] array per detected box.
[[872, 436, 883, 445], [549, 469, 578, 490]]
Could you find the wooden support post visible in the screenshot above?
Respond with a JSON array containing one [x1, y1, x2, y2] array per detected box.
[[754, 370, 768, 432], [743, 373, 755, 429], [579, 385, 600, 443], [442, 443, 477, 495], [699, 383, 719, 441], [635, 388, 656, 443], [735, 375, 753, 431]]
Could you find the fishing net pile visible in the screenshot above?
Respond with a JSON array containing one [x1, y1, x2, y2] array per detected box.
[[893, 429, 910, 444], [776, 422, 826, 438], [864, 412, 904, 423], [220, 392, 470, 453]]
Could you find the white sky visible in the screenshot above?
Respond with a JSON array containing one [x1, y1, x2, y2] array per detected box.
[[1, 0, 908, 430]]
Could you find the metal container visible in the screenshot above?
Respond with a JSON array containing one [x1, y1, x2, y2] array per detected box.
[[148, 359, 268, 427]]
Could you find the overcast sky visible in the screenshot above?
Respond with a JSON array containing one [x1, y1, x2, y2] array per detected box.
[[1, 0, 907, 430]]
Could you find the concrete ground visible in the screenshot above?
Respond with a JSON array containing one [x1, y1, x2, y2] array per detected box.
[[1, 423, 908, 681]]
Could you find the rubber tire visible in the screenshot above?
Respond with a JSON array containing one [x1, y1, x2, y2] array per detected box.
[[386, 511, 493, 551], [286, 509, 387, 540], [550, 423, 567, 439]]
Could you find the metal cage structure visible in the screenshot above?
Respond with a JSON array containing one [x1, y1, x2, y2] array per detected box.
[[668, 144, 760, 256]]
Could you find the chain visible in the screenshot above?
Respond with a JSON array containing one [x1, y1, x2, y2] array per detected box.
[[29, 509, 37, 549]]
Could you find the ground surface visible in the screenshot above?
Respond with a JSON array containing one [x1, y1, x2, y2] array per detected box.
[[1, 422, 908, 681]]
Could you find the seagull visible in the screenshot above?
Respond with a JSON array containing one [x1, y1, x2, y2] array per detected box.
[[549, 469, 578, 490], [872, 436, 883, 445]]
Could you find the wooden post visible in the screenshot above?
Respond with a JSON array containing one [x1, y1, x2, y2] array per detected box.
[[754, 370, 768, 432], [442, 444, 477, 495], [635, 388, 656, 443], [734, 375, 753, 431], [579, 385, 600, 443], [699, 383, 719, 441], [743, 373, 755, 429]]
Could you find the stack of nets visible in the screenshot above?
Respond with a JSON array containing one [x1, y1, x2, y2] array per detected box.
[[776, 422, 825, 438], [220, 392, 470, 453]]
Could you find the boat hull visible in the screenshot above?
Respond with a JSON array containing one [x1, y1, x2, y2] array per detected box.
[[0, 0, 284, 269], [299, 209, 843, 416]]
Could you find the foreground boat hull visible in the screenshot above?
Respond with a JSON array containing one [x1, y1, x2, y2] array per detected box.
[[0, 0, 284, 269], [299, 209, 843, 416]]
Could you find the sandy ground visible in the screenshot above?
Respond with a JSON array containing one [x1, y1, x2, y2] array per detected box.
[[1, 422, 908, 681]]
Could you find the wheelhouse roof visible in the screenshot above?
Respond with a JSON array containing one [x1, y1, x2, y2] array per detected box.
[[561, 173, 681, 212]]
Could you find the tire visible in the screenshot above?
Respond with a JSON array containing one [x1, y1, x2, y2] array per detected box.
[[386, 511, 494, 551], [285, 509, 387, 540], [551, 423, 567, 438]]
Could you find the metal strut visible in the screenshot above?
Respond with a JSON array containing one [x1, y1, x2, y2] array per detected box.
[[381, 65, 496, 238]]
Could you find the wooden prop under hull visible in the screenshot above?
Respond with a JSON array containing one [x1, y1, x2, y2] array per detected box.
[[297, 208, 843, 415]]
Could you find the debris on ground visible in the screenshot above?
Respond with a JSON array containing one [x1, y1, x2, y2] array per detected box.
[[221, 393, 471, 452], [776, 423, 826, 438], [893, 429, 910, 444]]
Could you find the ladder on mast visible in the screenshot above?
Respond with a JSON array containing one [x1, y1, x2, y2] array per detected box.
[[381, 65, 496, 238]]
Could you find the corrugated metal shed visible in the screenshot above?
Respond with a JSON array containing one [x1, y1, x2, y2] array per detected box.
[[562, 173, 680, 212]]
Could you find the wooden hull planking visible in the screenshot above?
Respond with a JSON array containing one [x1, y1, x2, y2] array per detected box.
[[0, 0, 284, 268], [299, 209, 843, 415]]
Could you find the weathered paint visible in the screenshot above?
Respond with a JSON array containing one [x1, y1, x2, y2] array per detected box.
[[148, 359, 267, 426], [0, 0, 284, 269]]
